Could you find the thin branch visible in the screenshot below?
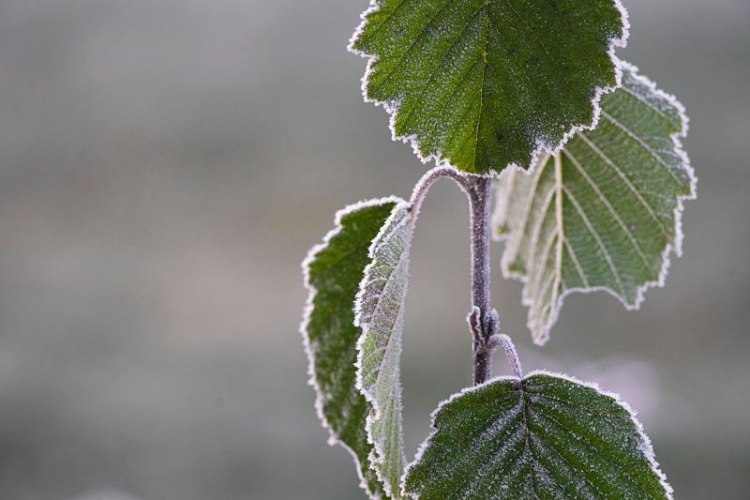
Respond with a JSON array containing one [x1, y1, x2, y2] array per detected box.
[[468, 175, 494, 385], [408, 166, 472, 223], [409, 167, 518, 385], [487, 333, 523, 379]]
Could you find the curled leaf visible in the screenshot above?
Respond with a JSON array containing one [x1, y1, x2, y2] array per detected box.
[[355, 202, 414, 497], [302, 197, 405, 498]]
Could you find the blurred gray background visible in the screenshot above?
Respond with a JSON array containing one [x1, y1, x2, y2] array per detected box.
[[0, 0, 747, 499]]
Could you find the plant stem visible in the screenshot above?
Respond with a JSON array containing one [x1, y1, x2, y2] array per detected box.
[[408, 166, 471, 223], [467, 176, 494, 385], [409, 167, 505, 385]]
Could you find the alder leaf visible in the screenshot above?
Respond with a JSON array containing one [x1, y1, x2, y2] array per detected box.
[[403, 371, 672, 499], [355, 202, 414, 498], [302, 197, 407, 498], [493, 63, 697, 344], [350, 0, 629, 175]]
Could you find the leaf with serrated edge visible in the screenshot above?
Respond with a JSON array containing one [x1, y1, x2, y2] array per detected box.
[[493, 63, 697, 344], [349, 0, 629, 175], [355, 201, 414, 498], [403, 371, 672, 499], [302, 197, 407, 499]]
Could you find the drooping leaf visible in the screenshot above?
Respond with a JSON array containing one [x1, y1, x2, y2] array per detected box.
[[493, 63, 697, 344], [350, 0, 629, 175], [404, 371, 672, 499], [355, 202, 414, 498], [302, 197, 407, 498]]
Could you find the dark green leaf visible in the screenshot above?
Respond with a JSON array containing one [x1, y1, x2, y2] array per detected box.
[[350, 0, 628, 174], [404, 372, 672, 499], [302, 197, 406, 498]]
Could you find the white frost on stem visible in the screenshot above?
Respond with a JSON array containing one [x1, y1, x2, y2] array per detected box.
[[487, 333, 523, 379], [408, 166, 472, 223]]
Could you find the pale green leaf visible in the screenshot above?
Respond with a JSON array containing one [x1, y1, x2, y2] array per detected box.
[[355, 201, 414, 498], [302, 197, 407, 498], [493, 63, 696, 344], [403, 371, 672, 499], [350, 0, 628, 175]]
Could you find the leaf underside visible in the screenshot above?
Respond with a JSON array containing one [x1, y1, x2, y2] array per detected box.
[[302, 198, 404, 498], [351, 0, 627, 175], [494, 63, 696, 344], [356, 202, 414, 498], [404, 372, 672, 499]]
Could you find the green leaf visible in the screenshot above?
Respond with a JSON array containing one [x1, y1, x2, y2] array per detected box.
[[350, 0, 628, 175], [302, 197, 406, 498], [403, 372, 672, 499], [493, 63, 696, 344], [355, 202, 414, 498]]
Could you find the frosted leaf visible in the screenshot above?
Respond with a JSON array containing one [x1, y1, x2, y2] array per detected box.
[[355, 201, 414, 498], [349, 0, 629, 175], [301, 197, 407, 499], [403, 371, 672, 499], [493, 63, 697, 344]]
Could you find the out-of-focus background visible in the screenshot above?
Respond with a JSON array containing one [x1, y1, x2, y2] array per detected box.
[[0, 0, 747, 499]]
